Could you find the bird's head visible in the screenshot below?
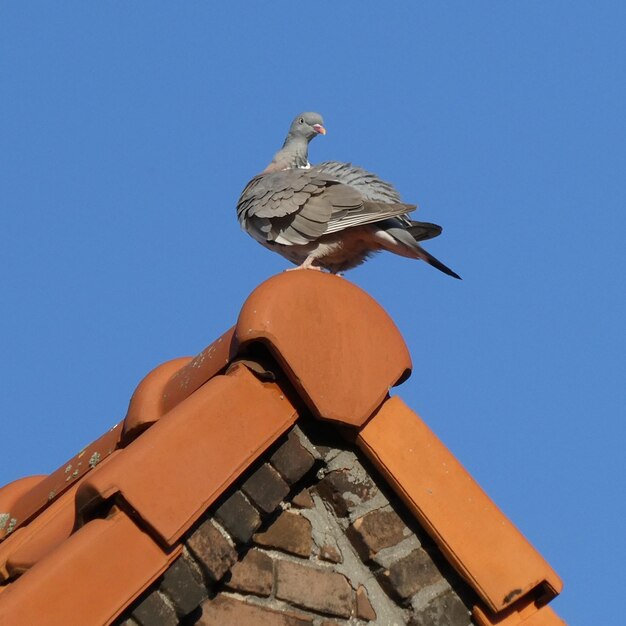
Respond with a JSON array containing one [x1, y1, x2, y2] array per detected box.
[[285, 112, 326, 143]]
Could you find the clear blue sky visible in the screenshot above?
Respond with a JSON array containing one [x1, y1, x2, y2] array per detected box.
[[1, 3, 624, 623]]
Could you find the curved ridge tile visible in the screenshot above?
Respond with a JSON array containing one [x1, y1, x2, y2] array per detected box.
[[123, 356, 193, 442], [161, 327, 236, 415], [0, 477, 46, 542], [4, 484, 78, 579], [235, 271, 412, 427], [3, 423, 123, 540]]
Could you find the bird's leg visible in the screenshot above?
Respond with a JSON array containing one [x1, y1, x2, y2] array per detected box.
[[286, 255, 323, 271]]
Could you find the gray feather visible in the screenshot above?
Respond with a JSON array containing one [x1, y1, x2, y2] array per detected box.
[[316, 161, 404, 204]]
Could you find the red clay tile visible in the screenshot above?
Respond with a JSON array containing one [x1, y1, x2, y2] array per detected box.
[[357, 397, 562, 614], [76, 364, 298, 545], [124, 272, 411, 431], [0, 274, 567, 626], [124, 329, 237, 440], [1, 449, 124, 580], [1, 422, 122, 541], [0, 509, 181, 626], [235, 271, 412, 427], [473, 598, 567, 625], [161, 327, 236, 414], [0, 476, 46, 542], [123, 356, 193, 442], [0, 528, 27, 580], [1, 483, 78, 580]]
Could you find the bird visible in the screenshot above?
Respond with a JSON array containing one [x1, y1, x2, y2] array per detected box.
[[237, 112, 460, 278]]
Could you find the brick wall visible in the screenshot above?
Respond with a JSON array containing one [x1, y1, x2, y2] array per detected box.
[[115, 420, 474, 626]]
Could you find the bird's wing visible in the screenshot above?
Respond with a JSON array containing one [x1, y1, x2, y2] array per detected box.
[[322, 194, 416, 234], [238, 168, 416, 246], [315, 161, 405, 204], [237, 169, 337, 245]]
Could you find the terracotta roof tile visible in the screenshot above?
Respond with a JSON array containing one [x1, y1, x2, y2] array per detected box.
[[124, 273, 412, 431], [76, 363, 298, 545], [473, 599, 567, 625], [161, 327, 236, 414], [2, 483, 78, 580], [0, 475, 46, 542], [0, 509, 181, 625], [122, 356, 193, 442], [357, 396, 562, 614], [0, 272, 565, 625], [0, 447, 128, 581], [0, 423, 122, 542], [234, 271, 412, 426]]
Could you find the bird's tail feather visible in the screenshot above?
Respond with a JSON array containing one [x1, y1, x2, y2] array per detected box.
[[381, 222, 462, 279], [415, 246, 462, 279], [407, 221, 442, 242]]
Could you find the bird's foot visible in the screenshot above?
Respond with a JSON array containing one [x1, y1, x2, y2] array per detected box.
[[286, 257, 324, 272], [285, 265, 324, 272]]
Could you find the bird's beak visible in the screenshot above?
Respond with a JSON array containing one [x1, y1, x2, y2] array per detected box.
[[313, 124, 326, 135]]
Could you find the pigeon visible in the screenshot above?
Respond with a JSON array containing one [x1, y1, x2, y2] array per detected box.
[[237, 112, 460, 278]]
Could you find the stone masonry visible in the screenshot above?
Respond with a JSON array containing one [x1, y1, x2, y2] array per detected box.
[[115, 420, 475, 626]]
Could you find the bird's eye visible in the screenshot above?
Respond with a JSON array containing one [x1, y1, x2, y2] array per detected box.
[[299, 118, 304, 124]]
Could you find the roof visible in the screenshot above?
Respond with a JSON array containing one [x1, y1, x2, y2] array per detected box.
[[0, 271, 565, 625]]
